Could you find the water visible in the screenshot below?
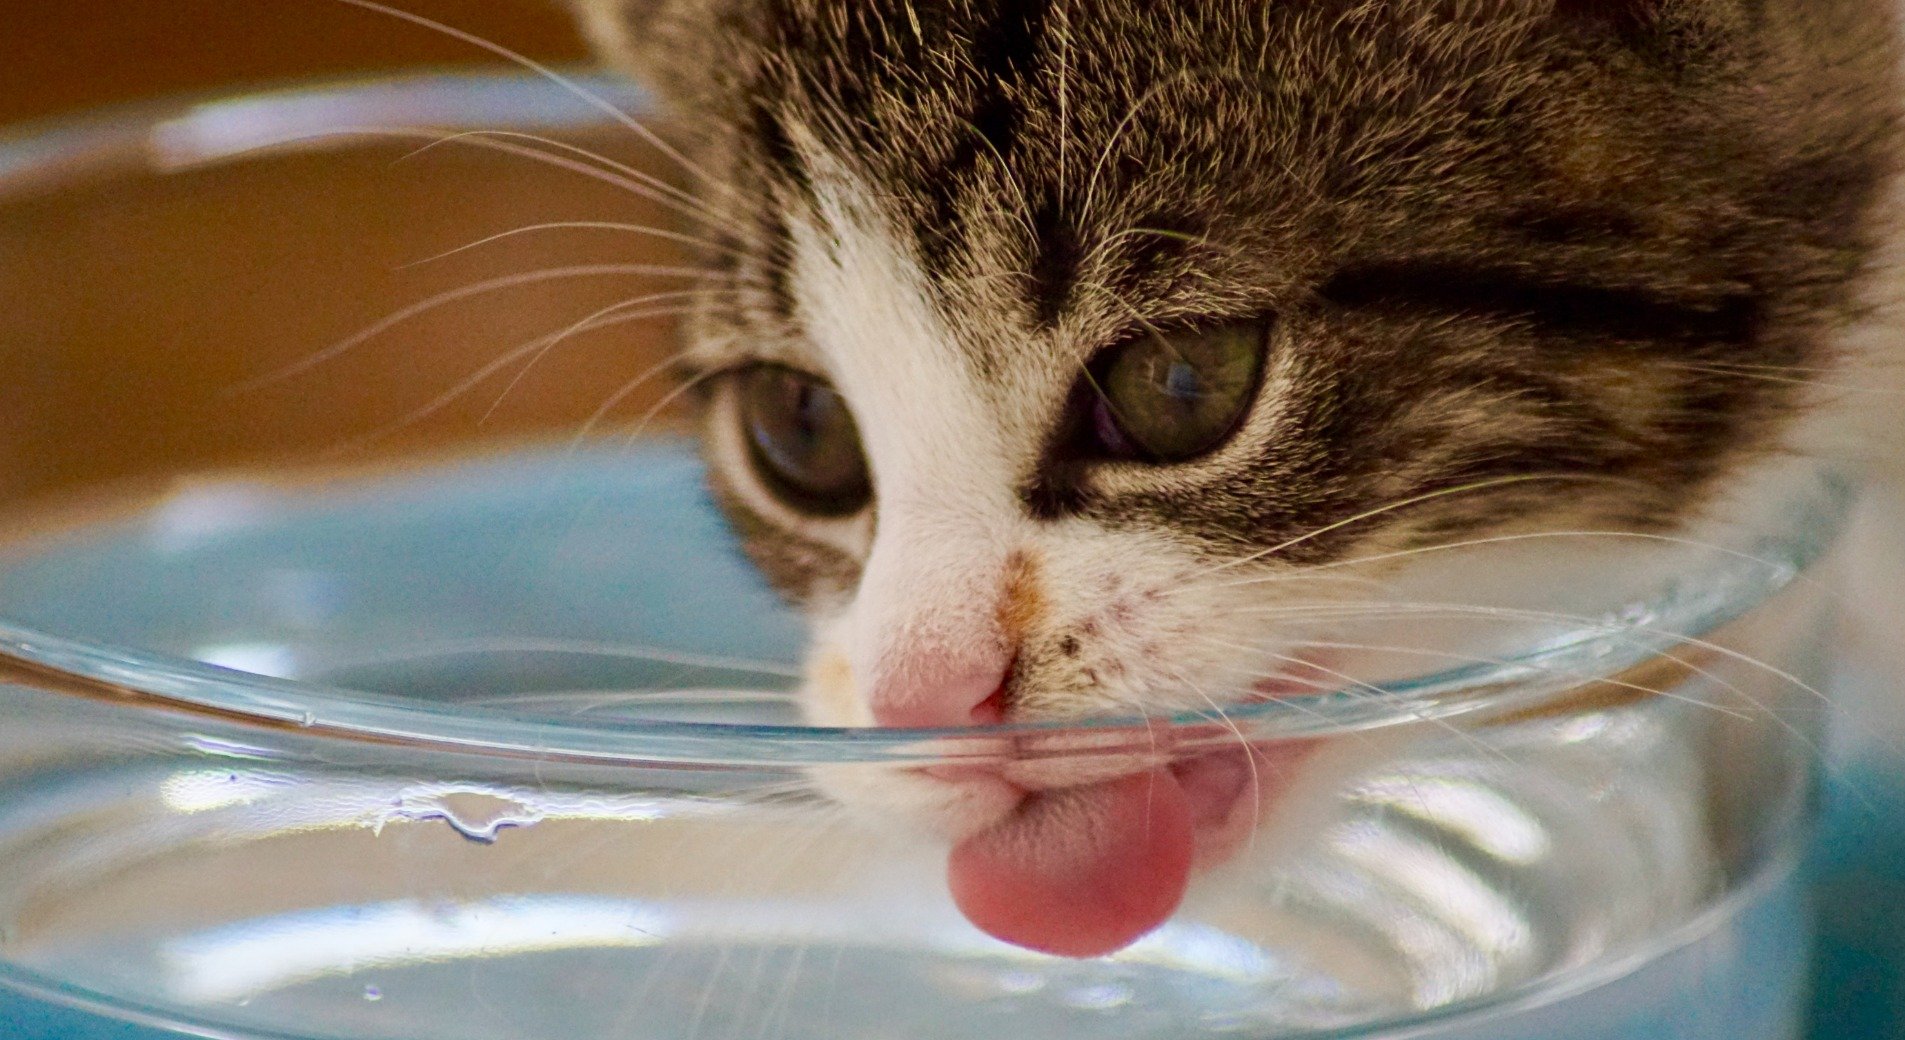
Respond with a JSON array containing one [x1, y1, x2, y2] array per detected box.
[[0, 445, 1839, 1038], [0, 872, 1810, 1040], [0, 678, 1813, 1040]]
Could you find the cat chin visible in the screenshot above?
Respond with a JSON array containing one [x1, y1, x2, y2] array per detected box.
[[804, 761, 1024, 843]]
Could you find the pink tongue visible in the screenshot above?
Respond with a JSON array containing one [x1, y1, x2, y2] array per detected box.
[[947, 768, 1194, 958]]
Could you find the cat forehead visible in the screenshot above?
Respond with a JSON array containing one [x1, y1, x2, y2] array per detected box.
[[776, 144, 1079, 415], [733, 1, 1557, 328]]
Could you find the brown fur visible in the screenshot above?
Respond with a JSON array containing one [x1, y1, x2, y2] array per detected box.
[[581, 0, 1900, 668]]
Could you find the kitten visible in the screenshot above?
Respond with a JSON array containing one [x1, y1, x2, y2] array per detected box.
[[576, 0, 1901, 956]]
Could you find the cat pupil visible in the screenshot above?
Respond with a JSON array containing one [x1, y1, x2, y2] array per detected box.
[[792, 385, 826, 440], [1081, 320, 1269, 464], [738, 365, 872, 516], [1161, 360, 1204, 403]]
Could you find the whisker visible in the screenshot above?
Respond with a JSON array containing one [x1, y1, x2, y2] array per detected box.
[[1197, 569, 1394, 596], [1101, 226, 1212, 248], [316, 635, 801, 679], [1185, 473, 1643, 582], [1292, 638, 1755, 720], [1661, 362, 1901, 397], [1674, 359, 1872, 375], [1183, 602, 1799, 747], [328, 0, 741, 204], [1263, 611, 1872, 808], [399, 128, 708, 214], [1197, 527, 1832, 601], [943, 115, 1038, 244], [399, 221, 747, 270], [1243, 613, 1783, 729], [1207, 638, 1519, 765], [567, 348, 731, 452], [200, 125, 735, 233], [1081, 73, 1185, 226], [757, 936, 811, 1040], [613, 367, 730, 446], [1225, 599, 1844, 715], [334, 299, 710, 450], [1056, 0, 1072, 210], [479, 288, 743, 424], [1163, 665, 1263, 839], [233, 264, 739, 392], [465, 689, 800, 718], [394, 126, 750, 238]]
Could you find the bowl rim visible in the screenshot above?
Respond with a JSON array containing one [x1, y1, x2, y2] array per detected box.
[[0, 70, 1854, 766], [0, 65, 651, 203]]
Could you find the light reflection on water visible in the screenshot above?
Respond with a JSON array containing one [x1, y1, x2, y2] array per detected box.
[[1349, 776, 1551, 865], [153, 892, 1314, 1010], [160, 897, 673, 1003]]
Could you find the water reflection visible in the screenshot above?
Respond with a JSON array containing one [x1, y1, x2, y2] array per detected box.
[[161, 896, 671, 1002], [1350, 775, 1551, 865]]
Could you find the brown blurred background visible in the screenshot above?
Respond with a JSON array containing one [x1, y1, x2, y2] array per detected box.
[[0, 2, 698, 513], [2, 1, 589, 126]]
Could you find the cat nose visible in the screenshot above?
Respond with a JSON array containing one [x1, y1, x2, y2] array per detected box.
[[867, 644, 1012, 728]]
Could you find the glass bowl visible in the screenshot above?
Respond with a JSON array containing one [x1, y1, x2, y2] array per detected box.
[[0, 72, 1844, 1040]]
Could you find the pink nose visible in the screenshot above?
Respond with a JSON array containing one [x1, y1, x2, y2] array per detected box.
[[868, 648, 1011, 728]]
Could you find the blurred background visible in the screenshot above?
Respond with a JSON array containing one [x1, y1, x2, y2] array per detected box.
[[2, 1, 588, 125], [0, 1, 692, 512]]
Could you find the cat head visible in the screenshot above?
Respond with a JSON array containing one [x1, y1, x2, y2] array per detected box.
[[578, 0, 1895, 821]]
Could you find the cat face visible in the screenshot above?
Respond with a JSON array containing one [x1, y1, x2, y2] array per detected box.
[[581, 0, 1895, 824]]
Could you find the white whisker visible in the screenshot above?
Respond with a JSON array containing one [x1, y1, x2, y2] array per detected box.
[[614, 368, 729, 446], [480, 294, 727, 425], [328, 0, 740, 204], [395, 128, 753, 238], [334, 298, 711, 450], [1201, 636, 1516, 764], [1223, 599, 1844, 717], [1293, 639, 1755, 721], [1183, 473, 1642, 583], [1199, 527, 1831, 602], [563, 350, 721, 452], [1661, 362, 1901, 397], [234, 264, 738, 392], [399, 221, 746, 271], [1163, 665, 1263, 855], [400, 128, 707, 214], [202, 125, 735, 233]]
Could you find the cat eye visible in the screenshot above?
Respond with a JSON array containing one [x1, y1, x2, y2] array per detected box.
[[1083, 320, 1269, 462], [737, 365, 872, 516]]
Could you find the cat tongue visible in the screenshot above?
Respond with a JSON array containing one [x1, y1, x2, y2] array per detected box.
[[947, 768, 1194, 958]]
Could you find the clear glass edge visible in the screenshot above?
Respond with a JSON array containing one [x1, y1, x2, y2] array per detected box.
[[0, 446, 1849, 764]]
